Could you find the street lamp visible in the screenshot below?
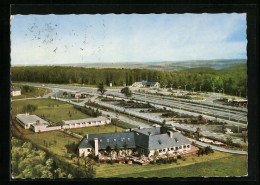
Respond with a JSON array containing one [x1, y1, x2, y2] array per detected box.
[[237, 117, 243, 133]]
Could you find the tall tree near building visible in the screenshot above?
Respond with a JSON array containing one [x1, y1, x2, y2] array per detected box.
[[97, 82, 106, 95]]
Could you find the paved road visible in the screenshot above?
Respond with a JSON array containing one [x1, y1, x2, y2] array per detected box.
[[52, 97, 151, 129], [16, 82, 247, 122], [97, 99, 246, 145], [106, 91, 247, 123], [188, 138, 248, 155]]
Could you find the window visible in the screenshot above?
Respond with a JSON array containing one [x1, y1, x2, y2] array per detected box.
[[187, 145, 190, 148], [89, 122, 91, 125], [179, 146, 182, 149], [183, 145, 186, 148], [163, 149, 166, 152], [175, 147, 178, 150], [171, 147, 174, 151], [87, 149, 90, 152], [159, 149, 162, 153]]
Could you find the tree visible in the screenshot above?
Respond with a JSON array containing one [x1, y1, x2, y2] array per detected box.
[[121, 87, 132, 97], [106, 145, 112, 156], [22, 104, 38, 113], [162, 119, 166, 126], [196, 127, 201, 138], [97, 82, 106, 95], [153, 150, 159, 162], [114, 144, 120, 159], [226, 135, 233, 146]]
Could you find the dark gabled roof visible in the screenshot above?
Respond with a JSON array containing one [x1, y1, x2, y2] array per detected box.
[[133, 127, 191, 150], [11, 86, 21, 91], [78, 132, 136, 150], [132, 127, 161, 136], [147, 132, 191, 150]]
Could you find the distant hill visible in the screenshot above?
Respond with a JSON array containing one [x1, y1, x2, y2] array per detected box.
[[57, 59, 246, 71]]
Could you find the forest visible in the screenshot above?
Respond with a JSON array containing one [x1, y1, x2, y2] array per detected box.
[[11, 64, 247, 97]]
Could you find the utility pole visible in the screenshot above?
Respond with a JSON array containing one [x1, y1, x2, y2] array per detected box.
[[145, 90, 146, 103]]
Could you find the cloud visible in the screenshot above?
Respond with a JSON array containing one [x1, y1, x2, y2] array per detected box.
[[11, 14, 247, 65]]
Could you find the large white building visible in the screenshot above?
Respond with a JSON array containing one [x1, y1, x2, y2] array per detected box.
[[62, 116, 111, 129], [16, 113, 49, 129], [15, 113, 62, 132], [78, 127, 195, 157]]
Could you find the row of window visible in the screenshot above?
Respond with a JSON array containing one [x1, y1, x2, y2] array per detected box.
[[158, 145, 190, 153], [99, 138, 131, 142]]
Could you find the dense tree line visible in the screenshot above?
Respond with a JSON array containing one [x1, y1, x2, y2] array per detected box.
[[11, 64, 247, 97], [11, 134, 96, 178], [11, 137, 71, 178]]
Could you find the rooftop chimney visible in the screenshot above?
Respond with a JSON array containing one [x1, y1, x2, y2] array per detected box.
[[167, 131, 174, 138], [94, 138, 98, 156]]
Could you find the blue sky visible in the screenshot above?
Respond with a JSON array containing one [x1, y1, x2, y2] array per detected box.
[[10, 13, 247, 65]]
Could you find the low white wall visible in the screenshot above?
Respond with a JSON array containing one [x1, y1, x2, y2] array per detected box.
[[79, 148, 92, 157], [34, 125, 62, 132]]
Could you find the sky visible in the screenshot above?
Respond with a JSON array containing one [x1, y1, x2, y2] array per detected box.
[[10, 13, 247, 66]]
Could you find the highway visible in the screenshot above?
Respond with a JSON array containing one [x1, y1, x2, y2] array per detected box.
[[105, 91, 247, 123], [188, 139, 248, 155], [14, 82, 247, 124]]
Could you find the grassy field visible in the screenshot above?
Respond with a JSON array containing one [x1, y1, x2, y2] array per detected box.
[[94, 151, 247, 178], [11, 85, 52, 100], [25, 131, 80, 157], [111, 155, 247, 178], [69, 124, 125, 136], [11, 99, 90, 123]]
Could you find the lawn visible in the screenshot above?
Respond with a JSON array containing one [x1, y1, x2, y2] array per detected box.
[[11, 99, 90, 123], [110, 155, 248, 178], [11, 85, 52, 100], [94, 151, 247, 178], [69, 124, 125, 136], [25, 132, 80, 157]]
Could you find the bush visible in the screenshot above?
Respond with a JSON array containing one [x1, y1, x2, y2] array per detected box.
[[108, 160, 115, 165]]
